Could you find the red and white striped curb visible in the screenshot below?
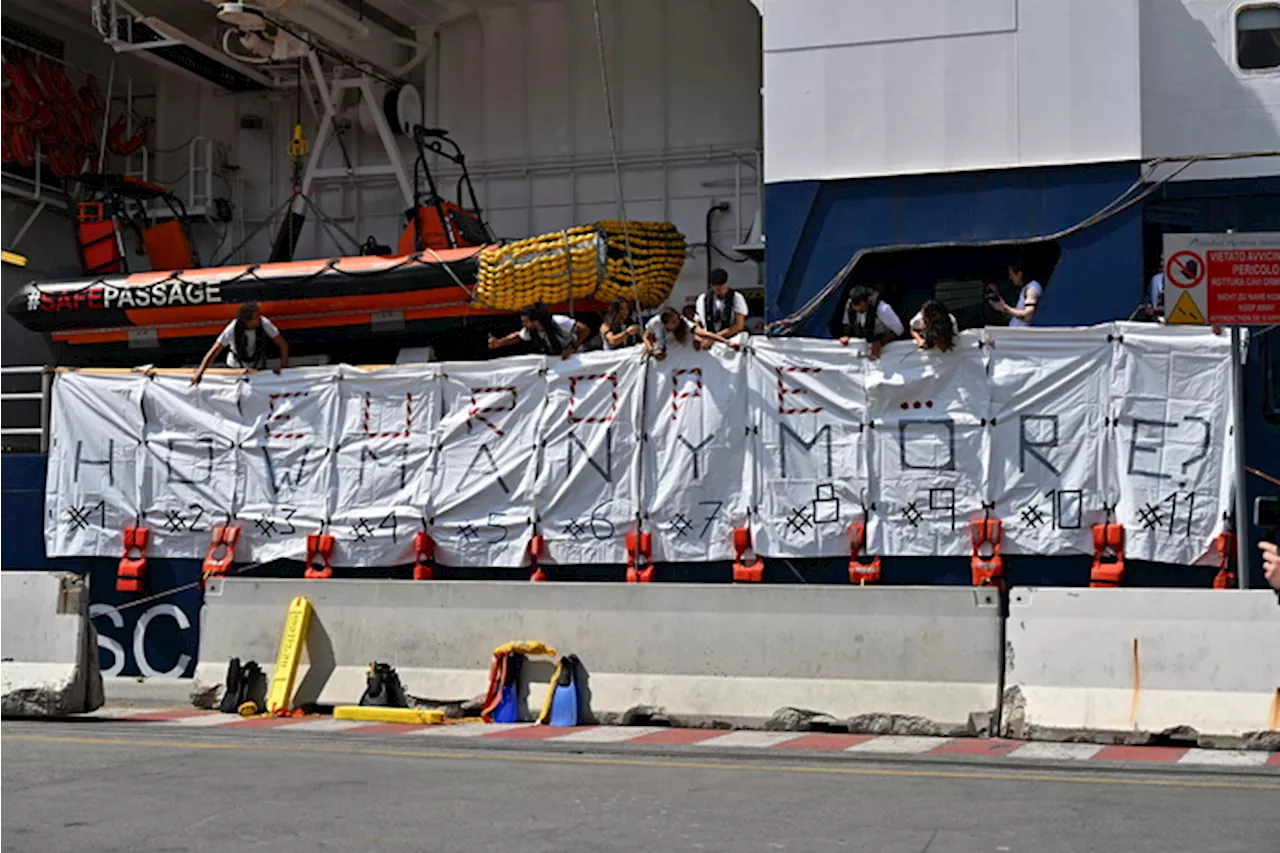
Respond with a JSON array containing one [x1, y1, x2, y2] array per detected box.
[[87, 708, 1280, 768]]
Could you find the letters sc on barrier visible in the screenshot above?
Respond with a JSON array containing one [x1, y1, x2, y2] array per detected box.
[[87, 561, 200, 678]]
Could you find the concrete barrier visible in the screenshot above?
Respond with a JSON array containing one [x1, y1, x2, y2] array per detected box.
[[2, 572, 104, 717], [1003, 588, 1280, 746], [193, 579, 1002, 732]]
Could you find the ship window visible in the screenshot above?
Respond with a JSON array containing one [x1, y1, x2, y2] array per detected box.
[[1237, 5, 1280, 70]]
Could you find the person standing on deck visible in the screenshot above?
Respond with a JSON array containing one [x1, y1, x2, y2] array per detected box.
[[1148, 270, 1166, 321], [694, 267, 747, 348], [987, 259, 1043, 327]]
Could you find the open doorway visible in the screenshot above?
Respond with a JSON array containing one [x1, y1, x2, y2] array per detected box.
[[826, 242, 1062, 337]]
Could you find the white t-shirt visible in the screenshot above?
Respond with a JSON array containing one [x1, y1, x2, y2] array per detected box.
[[1148, 273, 1165, 310], [217, 316, 279, 367], [695, 291, 748, 330], [909, 309, 960, 338], [519, 314, 578, 350], [844, 299, 905, 337], [1009, 281, 1043, 328], [645, 314, 694, 352]]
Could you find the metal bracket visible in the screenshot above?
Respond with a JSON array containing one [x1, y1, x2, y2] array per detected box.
[[93, 0, 277, 91], [296, 53, 415, 213]]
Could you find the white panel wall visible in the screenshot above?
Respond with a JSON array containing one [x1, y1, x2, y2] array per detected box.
[[151, 0, 763, 306], [1140, 0, 1280, 181], [762, 0, 1143, 183]]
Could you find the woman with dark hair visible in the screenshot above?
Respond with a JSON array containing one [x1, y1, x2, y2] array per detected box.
[[600, 297, 642, 350], [644, 306, 734, 361], [489, 301, 589, 359], [191, 301, 288, 385], [909, 299, 960, 352]]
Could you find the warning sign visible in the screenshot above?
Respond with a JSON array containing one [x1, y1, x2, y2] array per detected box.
[[1167, 290, 1206, 324], [1163, 232, 1280, 326]]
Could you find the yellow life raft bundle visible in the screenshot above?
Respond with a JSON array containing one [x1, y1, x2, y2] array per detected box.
[[476, 220, 687, 311]]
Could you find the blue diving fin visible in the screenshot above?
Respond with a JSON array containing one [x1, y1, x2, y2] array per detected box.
[[547, 654, 580, 727], [491, 652, 523, 723]]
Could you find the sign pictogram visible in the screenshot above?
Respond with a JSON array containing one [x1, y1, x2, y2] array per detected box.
[[1167, 291, 1206, 325], [1165, 250, 1204, 289]]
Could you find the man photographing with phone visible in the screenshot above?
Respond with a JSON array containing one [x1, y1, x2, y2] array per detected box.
[[1257, 496, 1280, 597], [987, 259, 1042, 327]]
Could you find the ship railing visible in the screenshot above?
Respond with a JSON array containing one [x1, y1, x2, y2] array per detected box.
[[0, 366, 52, 453]]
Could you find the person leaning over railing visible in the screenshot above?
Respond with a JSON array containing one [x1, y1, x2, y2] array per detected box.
[[838, 284, 904, 360], [643, 307, 735, 361], [909, 298, 960, 353], [191, 301, 289, 385], [489, 301, 590, 360]]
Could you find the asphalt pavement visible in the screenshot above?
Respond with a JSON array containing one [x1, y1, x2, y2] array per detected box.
[[4, 720, 1278, 853]]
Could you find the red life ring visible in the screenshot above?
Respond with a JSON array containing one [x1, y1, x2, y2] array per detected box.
[[55, 109, 88, 147], [4, 123, 36, 168], [45, 142, 84, 179], [29, 101, 55, 132], [106, 114, 149, 156], [7, 62, 44, 107], [78, 75, 102, 116], [37, 60, 75, 102], [0, 89, 34, 124]]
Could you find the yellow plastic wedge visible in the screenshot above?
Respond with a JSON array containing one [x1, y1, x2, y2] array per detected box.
[[333, 706, 445, 725], [266, 596, 312, 714]]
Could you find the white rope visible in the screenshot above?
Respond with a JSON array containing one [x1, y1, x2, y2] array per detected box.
[[589, 0, 644, 322]]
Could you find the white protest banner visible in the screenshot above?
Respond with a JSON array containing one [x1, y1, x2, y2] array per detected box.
[[748, 337, 870, 558], [536, 349, 643, 565], [136, 373, 244, 558], [233, 368, 341, 562], [431, 356, 543, 567], [329, 364, 440, 567], [643, 341, 748, 562], [42, 323, 1239, 570], [867, 335, 990, 556], [45, 372, 145, 557], [1108, 325, 1235, 565], [986, 328, 1112, 555]]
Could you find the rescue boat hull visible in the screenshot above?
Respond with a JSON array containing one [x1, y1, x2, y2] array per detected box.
[[4, 248, 605, 363]]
